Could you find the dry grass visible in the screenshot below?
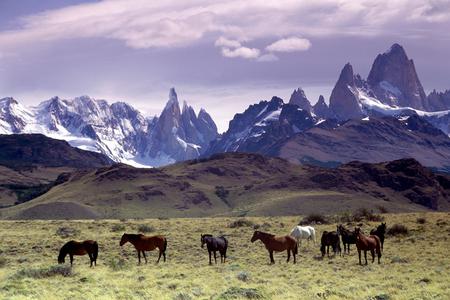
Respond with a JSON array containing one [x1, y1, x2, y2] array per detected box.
[[0, 213, 449, 299]]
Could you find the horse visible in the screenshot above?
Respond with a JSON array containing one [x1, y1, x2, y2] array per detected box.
[[58, 240, 98, 267], [320, 231, 341, 257], [119, 233, 167, 264], [290, 225, 316, 246], [201, 234, 228, 264], [337, 224, 357, 254], [370, 222, 386, 250], [251, 231, 297, 264], [354, 227, 382, 265]]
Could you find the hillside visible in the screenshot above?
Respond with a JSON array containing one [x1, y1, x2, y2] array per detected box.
[[0, 134, 112, 207], [2, 153, 449, 219]]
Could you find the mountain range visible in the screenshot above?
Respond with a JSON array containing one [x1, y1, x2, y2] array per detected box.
[[1, 43, 450, 170]]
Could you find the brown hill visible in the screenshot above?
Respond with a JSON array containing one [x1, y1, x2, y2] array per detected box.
[[2, 153, 449, 219]]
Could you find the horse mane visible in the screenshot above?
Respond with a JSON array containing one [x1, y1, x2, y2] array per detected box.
[[256, 231, 275, 238], [202, 234, 213, 238]]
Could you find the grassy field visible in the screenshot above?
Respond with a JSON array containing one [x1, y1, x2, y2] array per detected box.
[[0, 212, 449, 299]]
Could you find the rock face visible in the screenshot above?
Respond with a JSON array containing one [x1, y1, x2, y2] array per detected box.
[[0, 89, 218, 167], [367, 43, 428, 110], [289, 88, 312, 113], [143, 88, 218, 166], [427, 90, 450, 111], [205, 96, 317, 156], [312, 95, 334, 119], [328, 63, 364, 120]]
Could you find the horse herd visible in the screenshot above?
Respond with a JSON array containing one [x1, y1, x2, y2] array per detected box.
[[57, 222, 387, 267]]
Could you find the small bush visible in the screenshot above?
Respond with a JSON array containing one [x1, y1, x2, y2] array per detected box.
[[299, 214, 329, 225], [376, 205, 389, 214], [253, 222, 271, 230], [228, 219, 255, 228], [14, 265, 73, 279], [416, 217, 426, 224], [237, 271, 250, 282], [352, 208, 384, 222], [173, 293, 192, 300], [0, 257, 7, 268], [387, 224, 409, 236], [108, 258, 128, 271], [56, 227, 80, 238], [218, 287, 264, 299], [137, 224, 155, 233], [111, 224, 126, 232]]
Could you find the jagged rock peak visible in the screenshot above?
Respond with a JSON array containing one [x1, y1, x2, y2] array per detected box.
[[289, 87, 312, 113], [337, 63, 355, 86]]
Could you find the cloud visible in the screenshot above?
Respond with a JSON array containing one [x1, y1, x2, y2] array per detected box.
[[266, 37, 311, 52], [0, 0, 449, 53], [221, 47, 260, 59], [257, 53, 279, 62], [215, 37, 241, 48]]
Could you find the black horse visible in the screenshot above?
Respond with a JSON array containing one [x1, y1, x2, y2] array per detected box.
[[320, 231, 341, 257], [370, 222, 386, 250], [201, 234, 228, 264], [337, 224, 357, 254]]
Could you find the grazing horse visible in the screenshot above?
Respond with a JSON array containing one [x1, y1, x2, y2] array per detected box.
[[119, 233, 167, 264], [337, 224, 357, 254], [251, 231, 297, 264], [290, 225, 316, 246], [58, 240, 98, 267], [320, 231, 341, 257], [370, 222, 386, 250], [201, 234, 228, 264], [355, 227, 382, 265]]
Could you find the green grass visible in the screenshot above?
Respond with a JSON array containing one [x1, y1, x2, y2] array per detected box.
[[0, 213, 449, 299]]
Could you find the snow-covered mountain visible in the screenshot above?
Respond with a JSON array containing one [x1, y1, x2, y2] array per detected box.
[[0, 88, 218, 167]]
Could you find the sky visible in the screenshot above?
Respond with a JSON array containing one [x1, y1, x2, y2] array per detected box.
[[0, 0, 450, 132]]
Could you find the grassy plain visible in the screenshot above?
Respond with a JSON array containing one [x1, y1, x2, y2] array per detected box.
[[0, 213, 449, 299]]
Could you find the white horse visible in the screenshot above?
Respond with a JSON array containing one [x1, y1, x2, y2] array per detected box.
[[290, 225, 316, 246]]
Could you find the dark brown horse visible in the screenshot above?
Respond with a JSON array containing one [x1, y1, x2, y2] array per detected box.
[[370, 222, 386, 250], [58, 240, 98, 267], [201, 234, 228, 264], [120, 233, 167, 264], [320, 231, 341, 257], [355, 227, 382, 265], [337, 224, 357, 254], [251, 231, 297, 264]]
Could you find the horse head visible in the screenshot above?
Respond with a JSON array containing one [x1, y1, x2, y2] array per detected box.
[[250, 231, 260, 243], [379, 222, 387, 233], [119, 233, 128, 246]]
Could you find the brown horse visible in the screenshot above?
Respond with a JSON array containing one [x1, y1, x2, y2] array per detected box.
[[355, 228, 382, 265], [251, 231, 298, 264], [58, 240, 98, 267], [119, 233, 167, 264]]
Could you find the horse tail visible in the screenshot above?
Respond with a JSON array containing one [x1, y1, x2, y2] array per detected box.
[[163, 237, 168, 253], [92, 241, 98, 261]]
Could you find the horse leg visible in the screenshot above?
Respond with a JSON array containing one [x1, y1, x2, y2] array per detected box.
[[269, 250, 275, 264], [137, 250, 141, 265], [364, 251, 368, 265], [70, 254, 74, 266], [214, 251, 217, 264], [88, 253, 93, 267], [358, 249, 362, 265], [157, 250, 162, 264], [370, 249, 375, 263], [287, 249, 290, 263], [142, 251, 147, 264], [208, 250, 212, 265]]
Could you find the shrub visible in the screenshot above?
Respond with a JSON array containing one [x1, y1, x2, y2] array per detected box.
[[218, 287, 264, 299], [14, 265, 73, 279], [173, 293, 192, 300], [352, 208, 384, 222], [107, 257, 128, 271], [416, 217, 426, 224], [387, 224, 409, 236], [56, 227, 80, 238], [137, 224, 155, 233], [228, 219, 255, 228], [299, 214, 329, 225], [237, 271, 250, 282], [111, 223, 126, 232], [0, 257, 6, 268], [253, 222, 271, 230], [376, 205, 389, 214]]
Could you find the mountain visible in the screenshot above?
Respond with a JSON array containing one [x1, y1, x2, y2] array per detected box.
[[0, 134, 112, 208], [205, 96, 317, 156], [427, 89, 450, 111], [367, 43, 428, 110], [1, 153, 448, 219], [0, 89, 218, 167], [312, 95, 334, 119], [289, 88, 312, 113]]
